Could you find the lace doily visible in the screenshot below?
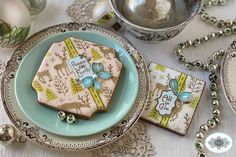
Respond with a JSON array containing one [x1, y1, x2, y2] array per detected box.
[[67, 0, 100, 23], [92, 120, 156, 157]]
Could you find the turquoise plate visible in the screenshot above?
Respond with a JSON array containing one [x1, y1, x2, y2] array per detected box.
[[15, 31, 139, 137]]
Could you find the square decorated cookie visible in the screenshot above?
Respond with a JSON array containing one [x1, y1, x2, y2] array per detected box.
[[142, 62, 205, 135]]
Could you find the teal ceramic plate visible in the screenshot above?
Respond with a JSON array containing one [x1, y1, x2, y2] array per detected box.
[[15, 31, 139, 137]]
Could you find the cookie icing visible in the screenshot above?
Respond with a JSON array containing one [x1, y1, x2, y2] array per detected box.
[[32, 37, 123, 119]]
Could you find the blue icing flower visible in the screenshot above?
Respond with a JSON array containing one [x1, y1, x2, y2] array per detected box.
[[169, 79, 191, 103], [82, 63, 112, 90]]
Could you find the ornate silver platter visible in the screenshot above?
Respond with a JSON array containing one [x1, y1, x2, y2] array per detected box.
[[1, 23, 150, 151], [221, 40, 236, 114]]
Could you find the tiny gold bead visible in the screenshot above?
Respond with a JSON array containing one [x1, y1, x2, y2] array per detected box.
[[207, 118, 216, 128], [210, 82, 218, 91], [178, 43, 185, 49], [202, 64, 209, 70], [218, 0, 227, 5], [206, 1, 212, 7], [213, 117, 220, 124], [209, 32, 216, 38], [212, 99, 220, 108], [196, 132, 204, 139], [186, 40, 193, 47], [202, 36, 209, 42], [201, 13, 209, 21], [219, 0, 227, 5], [233, 19, 236, 25], [211, 91, 218, 99], [200, 124, 209, 132], [219, 49, 225, 56], [217, 30, 223, 36], [198, 152, 206, 157], [223, 28, 231, 36], [213, 108, 221, 116], [212, 0, 218, 5], [176, 48, 181, 53], [217, 20, 225, 28], [210, 16, 217, 24], [195, 141, 204, 150], [193, 60, 202, 68], [226, 20, 233, 27], [232, 25, 236, 34], [209, 63, 218, 72], [174, 49, 181, 56]]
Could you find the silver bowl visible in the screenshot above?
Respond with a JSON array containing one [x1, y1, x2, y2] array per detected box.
[[109, 0, 202, 42]]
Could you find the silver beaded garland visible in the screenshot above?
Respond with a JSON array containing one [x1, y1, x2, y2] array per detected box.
[[172, 1, 236, 156]]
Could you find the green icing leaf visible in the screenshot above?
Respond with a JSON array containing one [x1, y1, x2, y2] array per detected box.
[[32, 80, 43, 93], [46, 88, 57, 102], [155, 64, 167, 72], [189, 96, 200, 109], [148, 107, 161, 121]]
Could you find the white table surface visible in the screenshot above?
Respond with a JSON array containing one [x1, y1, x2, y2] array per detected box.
[[1, 0, 236, 157]]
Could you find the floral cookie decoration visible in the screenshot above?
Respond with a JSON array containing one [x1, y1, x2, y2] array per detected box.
[[82, 62, 112, 90], [169, 78, 192, 103], [32, 37, 123, 124]]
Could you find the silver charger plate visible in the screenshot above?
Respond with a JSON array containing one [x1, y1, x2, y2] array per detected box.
[[1, 23, 150, 151], [221, 40, 236, 114]]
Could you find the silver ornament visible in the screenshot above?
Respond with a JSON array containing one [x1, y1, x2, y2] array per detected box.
[[0, 124, 16, 145], [0, 0, 31, 51]]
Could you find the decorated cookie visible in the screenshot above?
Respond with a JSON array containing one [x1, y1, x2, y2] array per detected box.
[[32, 37, 122, 119], [141, 63, 205, 135]]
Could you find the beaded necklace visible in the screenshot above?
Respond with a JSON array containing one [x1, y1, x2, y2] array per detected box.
[[173, 1, 236, 156]]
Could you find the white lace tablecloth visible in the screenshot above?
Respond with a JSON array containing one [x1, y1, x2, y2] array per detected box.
[[1, 0, 236, 157]]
